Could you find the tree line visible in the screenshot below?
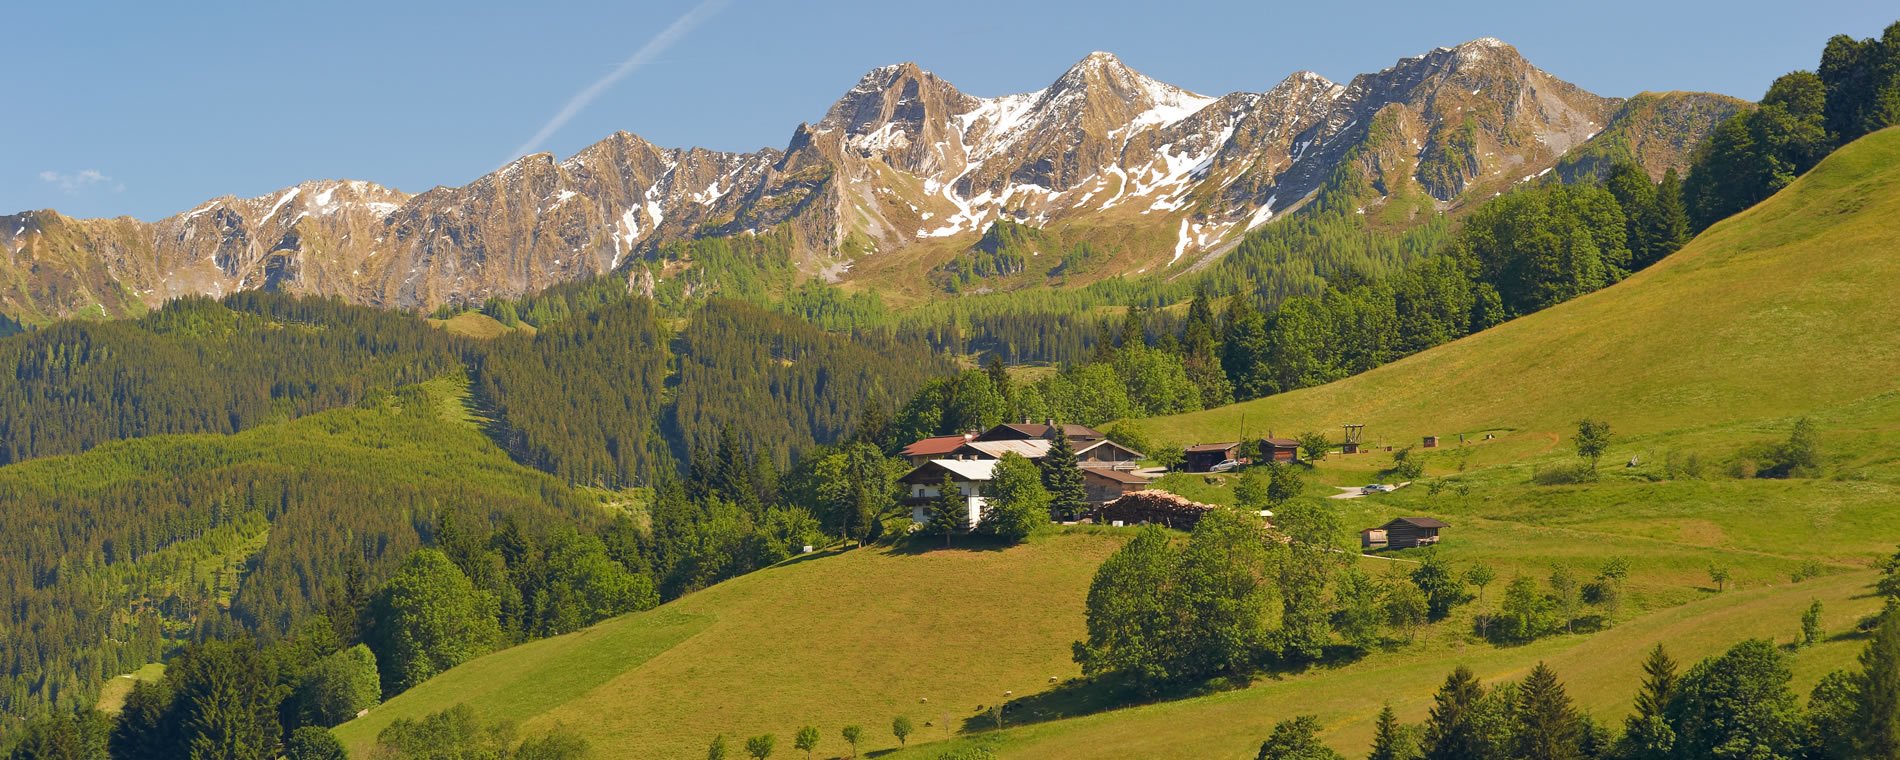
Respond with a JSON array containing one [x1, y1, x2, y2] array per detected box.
[[1256, 607, 1900, 760]]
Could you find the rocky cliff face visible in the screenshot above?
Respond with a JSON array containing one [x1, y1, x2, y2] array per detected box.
[[0, 38, 1734, 321]]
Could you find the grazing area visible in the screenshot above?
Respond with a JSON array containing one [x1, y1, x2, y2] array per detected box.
[[335, 532, 1125, 758]]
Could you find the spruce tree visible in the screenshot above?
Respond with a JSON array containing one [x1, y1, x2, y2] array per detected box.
[[1513, 663, 1581, 760], [1367, 703, 1414, 760], [1422, 666, 1488, 760], [1855, 611, 1900, 758], [1620, 645, 1677, 760], [928, 474, 966, 547], [1040, 430, 1089, 521]]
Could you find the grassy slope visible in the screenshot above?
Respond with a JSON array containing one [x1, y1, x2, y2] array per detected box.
[[338, 130, 1900, 758], [1135, 126, 1900, 460], [336, 533, 1124, 757], [427, 311, 533, 339]]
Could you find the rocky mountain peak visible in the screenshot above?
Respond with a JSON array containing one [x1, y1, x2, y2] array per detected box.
[[0, 38, 1736, 321]]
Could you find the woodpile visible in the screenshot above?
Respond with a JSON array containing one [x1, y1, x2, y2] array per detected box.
[[1097, 489, 1219, 530]]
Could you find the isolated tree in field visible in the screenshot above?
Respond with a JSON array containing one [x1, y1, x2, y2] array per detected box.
[[708, 734, 729, 760], [840, 725, 862, 758], [1549, 566, 1581, 634], [1466, 563, 1497, 637], [1670, 640, 1802, 759], [1297, 431, 1330, 462], [1254, 715, 1345, 760], [1708, 565, 1731, 592], [1574, 419, 1612, 473], [1617, 645, 1678, 760], [746, 734, 776, 760], [1855, 612, 1900, 758], [1384, 580, 1429, 643], [928, 474, 966, 547], [1389, 446, 1425, 481], [1803, 600, 1825, 648], [1495, 575, 1557, 643], [794, 725, 819, 759], [1410, 550, 1470, 621], [1767, 417, 1823, 478], [1423, 666, 1489, 760], [891, 716, 913, 746], [1513, 663, 1582, 760], [1040, 431, 1089, 520], [365, 548, 502, 694]]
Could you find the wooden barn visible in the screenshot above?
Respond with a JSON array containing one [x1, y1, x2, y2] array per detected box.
[[1361, 517, 1448, 550], [1259, 437, 1300, 463], [1096, 490, 1218, 530], [1081, 467, 1151, 504], [1182, 442, 1242, 472]]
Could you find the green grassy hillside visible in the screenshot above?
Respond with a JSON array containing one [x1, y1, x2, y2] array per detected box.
[[335, 532, 1126, 757], [1134, 127, 1900, 461]]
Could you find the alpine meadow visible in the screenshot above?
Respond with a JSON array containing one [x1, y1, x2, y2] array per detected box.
[[4, 7, 1900, 760]]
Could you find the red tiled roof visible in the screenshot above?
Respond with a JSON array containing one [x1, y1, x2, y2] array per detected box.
[[901, 435, 970, 457]]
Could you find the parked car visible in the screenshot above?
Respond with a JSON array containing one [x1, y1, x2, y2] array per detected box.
[[1362, 484, 1389, 493], [1211, 459, 1241, 473]]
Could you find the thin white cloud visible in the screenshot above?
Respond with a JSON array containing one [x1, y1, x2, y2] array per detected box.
[[505, 0, 732, 167], [39, 169, 116, 194]]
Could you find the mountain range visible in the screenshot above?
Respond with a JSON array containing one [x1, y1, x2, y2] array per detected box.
[[0, 38, 1745, 323]]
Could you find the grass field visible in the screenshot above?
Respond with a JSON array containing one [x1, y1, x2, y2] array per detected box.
[[427, 311, 532, 339], [94, 663, 166, 715], [334, 130, 1900, 758], [335, 532, 1127, 757], [1133, 127, 1900, 469]]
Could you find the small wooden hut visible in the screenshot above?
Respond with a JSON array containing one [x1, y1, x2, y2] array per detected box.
[[1361, 517, 1448, 550]]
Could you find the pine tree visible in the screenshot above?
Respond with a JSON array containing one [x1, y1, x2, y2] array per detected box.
[[1512, 663, 1581, 760], [1620, 645, 1677, 759], [1040, 431, 1089, 521], [1855, 611, 1900, 758], [1367, 703, 1414, 760], [713, 426, 759, 511], [1422, 666, 1488, 760], [928, 474, 966, 547]]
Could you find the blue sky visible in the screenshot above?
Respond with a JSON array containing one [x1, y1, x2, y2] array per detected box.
[[6, 1, 1892, 221]]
